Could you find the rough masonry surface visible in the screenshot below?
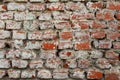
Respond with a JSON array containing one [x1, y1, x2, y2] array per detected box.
[[0, 0, 120, 80]]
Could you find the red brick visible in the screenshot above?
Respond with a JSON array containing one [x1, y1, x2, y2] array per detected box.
[[75, 31, 90, 40], [59, 31, 73, 40], [27, 3, 45, 11], [115, 13, 120, 20], [0, 5, 7, 11], [87, 1, 103, 10], [98, 40, 112, 49], [91, 30, 105, 39], [107, 1, 120, 10], [72, 20, 90, 29], [105, 50, 119, 59], [66, 2, 84, 11], [96, 10, 114, 21], [54, 21, 71, 29], [107, 32, 120, 40], [42, 41, 57, 50], [113, 42, 120, 49], [105, 71, 119, 80], [87, 68, 103, 79], [92, 20, 106, 29], [75, 41, 91, 50], [58, 40, 73, 49], [78, 59, 91, 68], [71, 12, 94, 20], [47, 3, 64, 11]]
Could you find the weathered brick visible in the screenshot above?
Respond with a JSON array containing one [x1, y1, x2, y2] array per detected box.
[[28, 31, 43, 40], [0, 5, 7, 11], [37, 69, 52, 79], [92, 20, 106, 29], [6, 20, 21, 29], [78, 59, 91, 68], [75, 41, 91, 50], [21, 70, 36, 78], [12, 59, 28, 68], [70, 69, 85, 79], [53, 69, 68, 79], [30, 0, 44, 2], [47, 3, 64, 11], [75, 31, 90, 40], [0, 20, 5, 29], [27, 3, 45, 11], [40, 50, 56, 59], [7, 3, 26, 11], [15, 0, 28, 2], [0, 40, 6, 48], [115, 13, 120, 20], [0, 30, 10, 39], [21, 50, 36, 59], [25, 41, 40, 49], [7, 69, 21, 78], [59, 30, 73, 40], [72, 20, 90, 29], [107, 32, 120, 40], [0, 70, 5, 78], [105, 50, 119, 59], [29, 60, 43, 69], [54, 20, 71, 29], [58, 40, 73, 49], [66, 2, 84, 11], [43, 30, 57, 40], [59, 50, 75, 59], [39, 21, 54, 29], [42, 41, 57, 50], [0, 59, 10, 68], [14, 12, 36, 21], [6, 49, 21, 58], [113, 41, 120, 49], [0, 12, 13, 20], [91, 30, 106, 39], [87, 68, 103, 79], [47, 0, 59, 2], [39, 12, 52, 20], [13, 30, 26, 39], [96, 58, 111, 69], [53, 11, 70, 20], [45, 58, 61, 68], [64, 59, 77, 68], [13, 40, 23, 49]]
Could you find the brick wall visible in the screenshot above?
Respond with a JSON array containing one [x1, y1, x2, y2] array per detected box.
[[0, 0, 120, 80]]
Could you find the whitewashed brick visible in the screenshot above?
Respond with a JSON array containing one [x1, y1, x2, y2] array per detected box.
[[0, 12, 13, 20], [0, 50, 5, 58], [14, 12, 36, 21], [13, 40, 23, 49], [48, 0, 59, 2], [6, 20, 21, 29], [12, 59, 28, 68], [0, 70, 5, 78], [30, 0, 44, 2], [0, 40, 6, 48], [39, 12, 52, 20], [90, 50, 103, 58], [21, 70, 36, 78], [25, 41, 40, 49], [13, 30, 26, 39], [0, 59, 10, 68], [7, 69, 21, 78], [39, 21, 54, 29], [0, 30, 10, 39], [0, 20, 5, 29], [75, 51, 89, 59], [37, 69, 52, 79], [15, 0, 28, 2], [45, 58, 62, 68], [29, 60, 43, 68], [7, 3, 26, 11]]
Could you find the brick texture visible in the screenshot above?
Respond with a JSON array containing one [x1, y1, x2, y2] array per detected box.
[[0, 0, 120, 80]]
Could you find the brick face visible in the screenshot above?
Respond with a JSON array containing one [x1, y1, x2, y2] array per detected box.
[[0, 0, 120, 80]]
